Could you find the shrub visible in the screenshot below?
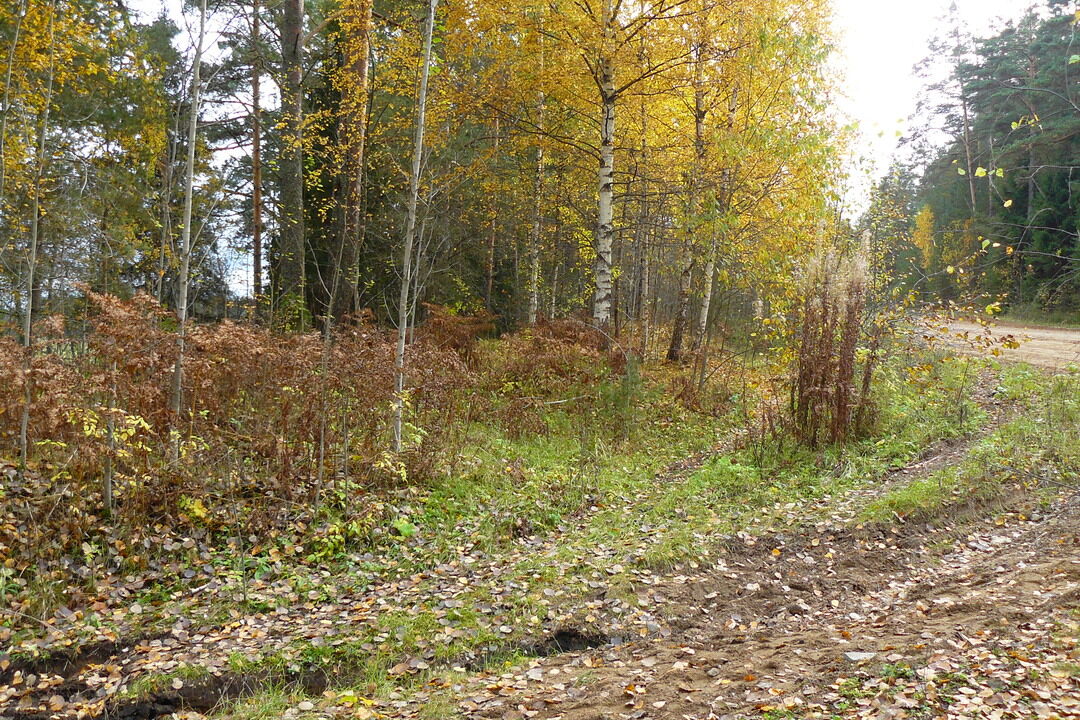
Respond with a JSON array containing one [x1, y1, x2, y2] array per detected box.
[[790, 251, 870, 447]]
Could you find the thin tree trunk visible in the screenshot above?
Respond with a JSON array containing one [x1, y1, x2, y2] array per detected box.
[[639, 224, 651, 358], [692, 249, 715, 351], [959, 87, 977, 216], [156, 122, 175, 303], [666, 258, 693, 362], [333, 0, 372, 319], [485, 117, 499, 311], [550, 258, 559, 318], [668, 63, 706, 363], [593, 0, 616, 328], [550, 206, 562, 318], [1016, 138, 1037, 303], [527, 80, 544, 324], [594, 85, 615, 327], [693, 84, 737, 354], [634, 93, 650, 356], [103, 358, 117, 517], [393, 0, 437, 453], [278, 0, 306, 324], [18, 3, 55, 473], [251, 0, 264, 312], [170, 0, 207, 425]]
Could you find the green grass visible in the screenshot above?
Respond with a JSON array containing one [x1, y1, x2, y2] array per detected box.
[[862, 363, 1080, 522], [1053, 662, 1080, 677], [117, 663, 212, 700], [1002, 303, 1080, 329], [222, 686, 316, 720]]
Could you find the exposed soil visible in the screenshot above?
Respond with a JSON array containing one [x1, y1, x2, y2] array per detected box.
[[949, 320, 1080, 370], [447, 491, 1080, 720]]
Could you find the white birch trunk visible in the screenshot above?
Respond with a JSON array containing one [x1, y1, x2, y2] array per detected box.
[[170, 0, 207, 423], [592, 0, 616, 327], [527, 91, 544, 324], [594, 79, 615, 327], [693, 84, 737, 352], [393, 0, 437, 453], [693, 250, 715, 348], [694, 84, 738, 386]]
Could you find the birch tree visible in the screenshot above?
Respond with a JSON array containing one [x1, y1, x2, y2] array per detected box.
[[544, 0, 699, 328], [170, 0, 208, 423], [393, 0, 438, 453]]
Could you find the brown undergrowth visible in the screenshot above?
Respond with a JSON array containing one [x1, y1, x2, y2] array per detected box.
[[0, 296, 628, 624]]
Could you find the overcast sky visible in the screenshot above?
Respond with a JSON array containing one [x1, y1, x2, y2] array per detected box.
[[831, 0, 1024, 208]]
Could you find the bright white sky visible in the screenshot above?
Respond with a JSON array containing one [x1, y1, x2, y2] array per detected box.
[[831, 0, 1021, 210]]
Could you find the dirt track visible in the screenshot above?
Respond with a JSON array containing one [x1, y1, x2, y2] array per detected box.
[[949, 320, 1080, 370]]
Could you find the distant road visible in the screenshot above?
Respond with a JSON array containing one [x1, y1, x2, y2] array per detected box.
[[947, 320, 1080, 370]]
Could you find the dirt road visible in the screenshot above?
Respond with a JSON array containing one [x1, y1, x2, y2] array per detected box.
[[948, 320, 1080, 370]]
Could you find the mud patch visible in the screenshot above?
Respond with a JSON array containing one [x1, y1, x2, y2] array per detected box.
[[0, 635, 164, 686], [523, 628, 610, 657], [107, 672, 290, 719]]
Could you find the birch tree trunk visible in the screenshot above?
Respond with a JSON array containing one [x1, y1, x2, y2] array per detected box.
[[594, 78, 616, 327], [592, 0, 616, 328], [633, 94, 651, 357], [170, 0, 207, 424], [485, 117, 499, 311], [156, 113, 177, 303], [527, 83, 544, 324], [692, 247, 715, 351], [393, 0, 437, 453], [693, 84, 737, 354]]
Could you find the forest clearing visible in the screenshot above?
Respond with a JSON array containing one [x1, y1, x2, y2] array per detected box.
[[1, 0, 1079, 718]]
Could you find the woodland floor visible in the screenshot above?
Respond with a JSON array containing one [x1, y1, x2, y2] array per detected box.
[[2, 359, 1079, 720]]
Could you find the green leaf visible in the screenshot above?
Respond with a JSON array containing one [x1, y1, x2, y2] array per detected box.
[[1070, 54, 1080, 64], [957, 168, 967, 176], [392, 518, 418, 538]]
